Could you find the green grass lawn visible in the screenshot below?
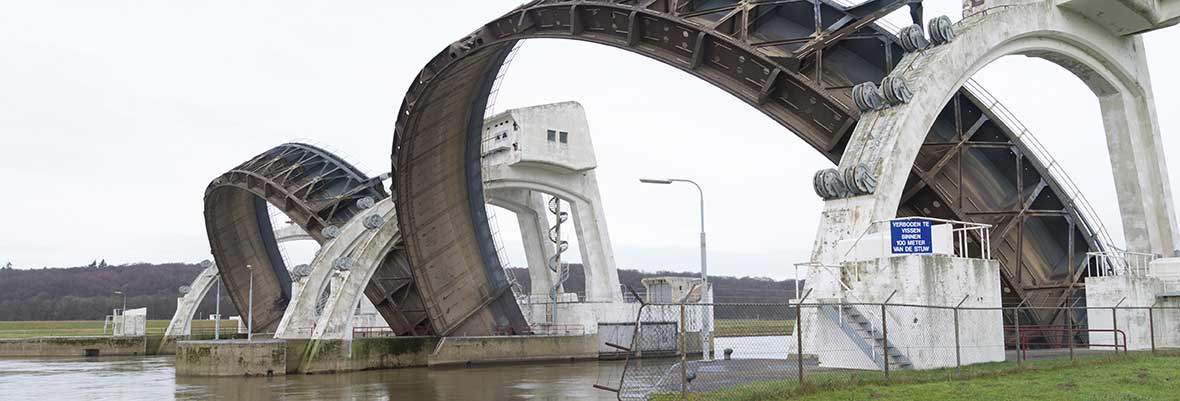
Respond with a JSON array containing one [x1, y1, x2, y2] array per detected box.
[[0, 320, 239, 338], [653, 352, 1180, 401], [714, 319, 795, 337]]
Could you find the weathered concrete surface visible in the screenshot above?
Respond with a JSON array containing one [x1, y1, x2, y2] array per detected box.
[[967, 0, 1180, 35], [486, 188, 558, 298], [1149, 257, 1180, 282], [814, 1, 1180, 269], [176, 340, 286, 377], [0, 336, 146, 357], [798, 255, 1004, 370], [274, 199, 397, 340], [1086, 275, 1180, 350], [293, 336, 438, 374], [428, 335, 599, 367], [309, 202, 402, 341], [1057, 0, 1180, 35]]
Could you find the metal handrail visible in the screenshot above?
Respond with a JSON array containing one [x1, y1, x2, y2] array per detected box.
[[793, 261, 908, 357], [1086, 250, 1158, 278], [843, 217, 992, 261]]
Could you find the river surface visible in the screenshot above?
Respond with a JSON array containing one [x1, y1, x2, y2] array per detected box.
[[0, 356, 627, 401], [0, 337, 785, 401]]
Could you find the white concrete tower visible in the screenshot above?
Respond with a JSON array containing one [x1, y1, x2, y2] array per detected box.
[[481, 101, 624, 304]]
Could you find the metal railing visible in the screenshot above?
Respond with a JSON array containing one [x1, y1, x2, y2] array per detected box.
[[1086, 251, 1158, 278], [352, 326, 397, 338], [844, 217, 993, 260], [493, 323, 586, 336], [1007, 325, 1128, 359]]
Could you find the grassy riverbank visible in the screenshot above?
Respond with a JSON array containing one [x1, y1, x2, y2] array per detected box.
[[714, 320, 794, 337], [0, 320, 238, 338], [653, 352, 1180, 401]]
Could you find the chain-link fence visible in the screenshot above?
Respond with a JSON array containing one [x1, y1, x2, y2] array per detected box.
[[596, 300, 1180, 400]]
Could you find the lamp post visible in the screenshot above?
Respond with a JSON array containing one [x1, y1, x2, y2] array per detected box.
[[214, 274, 221, 340], [639, 177, 711, 359], [246, 264, 254, 341], [113, 290, 126, 316], [200, 260, 222, 340]]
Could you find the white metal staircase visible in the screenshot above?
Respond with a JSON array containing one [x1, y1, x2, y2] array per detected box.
[[820, 303, 912, 370]]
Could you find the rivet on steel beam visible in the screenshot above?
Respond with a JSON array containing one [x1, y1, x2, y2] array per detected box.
[[356, 196, 376, 210], [363, 214, 384, 230], [898, 24, 929, 53], [928, 16, 955, 46], [853, 82, 886, 113], [825, 168, 851, 199], [813, 168, 850, 200], [880, 76, 913, 106], [322, 225, 341, 239], [844, 164, 878, 195], [333, 257, 352, 271], [290, 264, 313, 280], [813, 169, 830, 199]]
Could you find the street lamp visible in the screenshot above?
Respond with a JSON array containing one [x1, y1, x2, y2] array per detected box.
[[214, 274, 222, 340], [113, 290, 126, 316], [246, 264, 254, 341], [201, 260, 222, 341], [639, 177, 711, 359]]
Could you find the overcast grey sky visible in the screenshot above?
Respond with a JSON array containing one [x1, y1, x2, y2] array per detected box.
[[1, 1, 1179, 280]]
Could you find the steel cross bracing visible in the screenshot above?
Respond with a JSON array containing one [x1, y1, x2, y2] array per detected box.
[[392, 0, 1105, 335], [204, 143, 433, 335]]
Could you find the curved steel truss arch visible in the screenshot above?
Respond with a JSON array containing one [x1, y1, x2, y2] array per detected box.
[[392, 0, 1110, 334], [205, 143, 392, 333]]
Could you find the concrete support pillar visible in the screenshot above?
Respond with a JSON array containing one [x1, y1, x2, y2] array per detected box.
[[164, 265, 220, 338], [1097, 56, 1180, 254], [488, 188, 558, 301], [519, 191, 558, 298], [568, 174, 623, 303]]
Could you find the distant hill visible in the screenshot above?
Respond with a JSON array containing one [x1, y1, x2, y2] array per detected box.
[[0, 262, 236, 321], [0, 262, 798, 321]]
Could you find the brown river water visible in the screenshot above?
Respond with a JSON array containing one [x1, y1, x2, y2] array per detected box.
[[0, 356, 626, 401]]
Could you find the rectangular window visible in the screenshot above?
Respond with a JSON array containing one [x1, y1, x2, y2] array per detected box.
[[559, 131, 568, 143], [547, 130, 556, 142]]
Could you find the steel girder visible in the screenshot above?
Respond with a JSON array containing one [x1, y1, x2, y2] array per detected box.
[[204, 143, 432, 335], [392, 0, 1103, 335]]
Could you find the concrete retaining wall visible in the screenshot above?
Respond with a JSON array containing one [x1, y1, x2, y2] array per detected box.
[[176, 340, 286, 377], [0, 336, 146, 357], [295, 336, 438, 374], [1086, 275, 1180, 350], [800, 255, 1005, 370], [428, 335, 599, 367]]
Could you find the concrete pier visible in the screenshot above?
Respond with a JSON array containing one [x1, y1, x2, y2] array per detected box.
[[176, 340, 286, 377], [427, 335, 598, 367], [0, 336, 146, 358], [175, 334, 628, 376]]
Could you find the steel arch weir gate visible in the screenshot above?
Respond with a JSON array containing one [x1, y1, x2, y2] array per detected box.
[[389, 0, 1112, 335]]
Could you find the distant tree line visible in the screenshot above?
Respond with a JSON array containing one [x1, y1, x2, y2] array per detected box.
[[0, 262, 237, 321], [0, 261, 797, 322]]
